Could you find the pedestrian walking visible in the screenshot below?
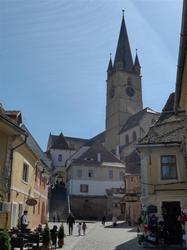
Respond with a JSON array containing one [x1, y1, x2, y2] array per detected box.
[[67, 213, 75, 235], [20, 210, 29, 233], [82, 222, 87, 235], [112, 216, 117, 227], [77, 222, 81, 236], [102, 215, 106, 226]]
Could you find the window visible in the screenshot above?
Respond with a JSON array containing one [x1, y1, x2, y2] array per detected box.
[[77, 169, 82, 178], [58, 154, 62, 161], [152, 119, 156, 124], [127, 77, 132, 85], [88, 170, 94, 178], [22, 162, 29, 182], [161, 155, 178, 180], [80, 184, 89, 193], [132, 131, 137, 141], [109, 170, 113, 179], [125, 134, 129, 145]]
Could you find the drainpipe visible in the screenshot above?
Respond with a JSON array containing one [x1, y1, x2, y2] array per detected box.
[[8, 133, 28, 202]]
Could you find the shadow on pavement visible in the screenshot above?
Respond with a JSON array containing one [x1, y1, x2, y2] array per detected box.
[[114, 238, 139, 250], [104, 222, 136, 230]]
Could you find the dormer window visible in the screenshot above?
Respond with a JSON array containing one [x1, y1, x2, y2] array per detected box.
[[58, 154, 62, 162]]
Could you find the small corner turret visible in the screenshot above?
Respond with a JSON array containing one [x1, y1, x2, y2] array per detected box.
[[107, 53, 113, 79], [133, 49, 141, 75]]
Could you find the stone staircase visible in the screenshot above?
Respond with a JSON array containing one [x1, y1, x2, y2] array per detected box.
[[49, 183, 69, 221]]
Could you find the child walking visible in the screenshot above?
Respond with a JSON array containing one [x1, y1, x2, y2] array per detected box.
[[82, 222, 87, 235], [77, 222, 81, 236]]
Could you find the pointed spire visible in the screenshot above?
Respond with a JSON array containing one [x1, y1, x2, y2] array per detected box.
[[114, 10, 133, 72], [133, 49, 141, 75], [107, 53, 113, 78], [107, 53, 113, 72]]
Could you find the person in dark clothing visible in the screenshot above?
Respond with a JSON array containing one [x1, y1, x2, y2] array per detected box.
[[102, 215, 106, 226], [50, 225, 58, 247], [67, 213, 75, 235]]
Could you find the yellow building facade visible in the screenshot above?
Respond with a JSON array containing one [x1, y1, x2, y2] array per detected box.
[[9, 142, 36, 229], [0, 112, 26, 229]]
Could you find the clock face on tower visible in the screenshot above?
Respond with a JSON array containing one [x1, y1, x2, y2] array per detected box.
[[126, 86, 135, 97]]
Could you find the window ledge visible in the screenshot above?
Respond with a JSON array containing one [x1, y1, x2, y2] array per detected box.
[[21, 180, 28, 185]]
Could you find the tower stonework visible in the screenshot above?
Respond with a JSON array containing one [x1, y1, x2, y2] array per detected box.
[[105, 14, 143, 152]]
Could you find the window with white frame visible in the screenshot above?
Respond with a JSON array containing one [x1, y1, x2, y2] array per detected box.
[[160, 155, 178, 180], [77, 169, 82, 178], [109, 170, 113, 179], [22, 162, 29, 182]]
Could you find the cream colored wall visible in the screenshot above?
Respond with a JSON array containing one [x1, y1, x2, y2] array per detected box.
[[0, 131, 9, 201], [10, 146, 36, 228], [140, 145, 187, 217], [105, 71, 142, 151], [125, 175, 140, 193], [71, 164, 125, 182], [120, 112, 159, 157]]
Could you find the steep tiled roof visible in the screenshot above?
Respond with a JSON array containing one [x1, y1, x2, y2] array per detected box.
[[139, 93, 185, 145], [139, 120, 184, 145], [85, 131, 105, 146], [22, 124, 51, 169], [114, 14, 133, 72], [49, 133, 69, 150], [157, 93, 175, 123], [119, 107, 159, 134], [72, 141, 123, 166]]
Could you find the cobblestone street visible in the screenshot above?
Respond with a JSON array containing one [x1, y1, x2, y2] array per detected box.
[[49, 221, 184, 250]]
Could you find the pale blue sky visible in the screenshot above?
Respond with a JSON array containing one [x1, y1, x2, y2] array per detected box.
[[0, 0, 183, 150]]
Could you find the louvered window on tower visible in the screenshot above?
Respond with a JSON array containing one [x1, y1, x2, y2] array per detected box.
[[58, 154, 62, 161]]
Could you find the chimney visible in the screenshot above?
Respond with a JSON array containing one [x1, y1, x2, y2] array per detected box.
[[116, 145, 120, 159], [97, 153, 101, 162]]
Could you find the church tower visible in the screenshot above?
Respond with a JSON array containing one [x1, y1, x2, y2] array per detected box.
[[105, 11, 143, 152]]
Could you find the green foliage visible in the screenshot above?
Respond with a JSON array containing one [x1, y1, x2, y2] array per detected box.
[[0, 230, 11, 250], [42, 223, 51, 246], [58, 224, 65, 239]]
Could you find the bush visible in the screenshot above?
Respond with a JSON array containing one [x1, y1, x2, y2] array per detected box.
[[0, 230, 11, 250], [58, 224, 64, 239], [42, 223, 51, 246]]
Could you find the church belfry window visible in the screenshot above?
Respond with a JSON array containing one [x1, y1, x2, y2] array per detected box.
[[132, 131, 137, 141], [58, 154, 62, 162], [127, 77, 132, 86], [125, 134, 129, 145]]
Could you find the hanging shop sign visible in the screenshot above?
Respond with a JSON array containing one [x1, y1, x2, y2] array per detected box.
[[26, 198, 37, 206]]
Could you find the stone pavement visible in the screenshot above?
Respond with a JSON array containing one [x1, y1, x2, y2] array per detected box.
[[48, 221, 185, 250]]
